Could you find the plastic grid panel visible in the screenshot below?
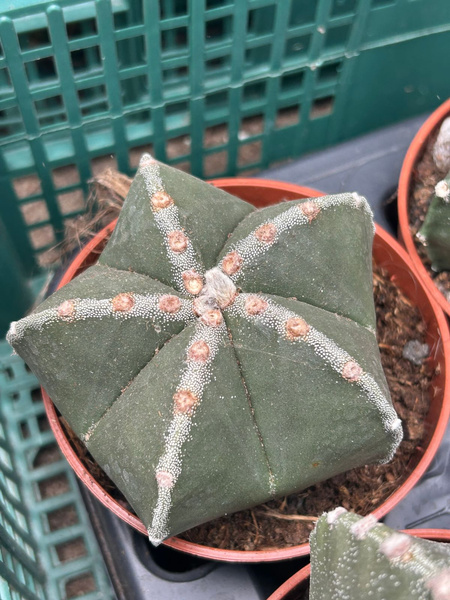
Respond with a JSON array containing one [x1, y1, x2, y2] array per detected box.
[[1, 0, 450, 277], [0, 341, 114, 600], [0, 415, 45, 600]]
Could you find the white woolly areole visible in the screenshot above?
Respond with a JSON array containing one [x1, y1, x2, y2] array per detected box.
[[228, 294, 402, 462], [220, 192, 374, 283], [416, 231, 428, 245], [435, 179, 450, 201], [350, 514, 378, 540], [326, 506, 348, 526], [199, 267, 236, 311], [139, 155, 204, 294], [379, 532, 413, 560], [427, 568, 450, 600], [433, 117, 450, 172], [6, 294, 194, 344], [148, 321, 226, 544]]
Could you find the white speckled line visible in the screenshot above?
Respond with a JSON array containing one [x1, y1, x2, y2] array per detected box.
[[139, 155, 204, 294], [147, 321, 226, 545], [227, 294, 403, 463], [348, 516, 450, 592], [220, 192, 374, 282], [6, 294, 194, 343]]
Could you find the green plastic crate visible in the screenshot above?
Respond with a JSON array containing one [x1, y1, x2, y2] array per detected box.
[[0, 340, 114, 599], [1, 0, 450, 297]]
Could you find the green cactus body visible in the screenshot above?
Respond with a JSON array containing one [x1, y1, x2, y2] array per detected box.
[[310, 509, 450, 600], [418, 172, 450, 272], [7, 156, 402, 544]]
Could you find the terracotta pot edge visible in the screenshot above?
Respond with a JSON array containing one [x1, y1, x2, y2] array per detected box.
[[398, 98, 450, 316]]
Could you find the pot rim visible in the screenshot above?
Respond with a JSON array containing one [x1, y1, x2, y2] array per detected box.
[[398, 97, 450, 317], [267, 529, 450, 600], [42, 177, 450, 563]]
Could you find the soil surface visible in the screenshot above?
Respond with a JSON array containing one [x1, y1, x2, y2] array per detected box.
[[60, 259, 433, 552], [407, 129, 450, 302]]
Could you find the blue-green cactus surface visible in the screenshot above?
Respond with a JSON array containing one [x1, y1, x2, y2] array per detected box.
[[7, 156, 402, 544], [418, 171, 450, 272], [310, 509, 450, 599]]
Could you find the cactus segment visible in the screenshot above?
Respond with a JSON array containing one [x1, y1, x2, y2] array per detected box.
[[218, 192, 376, 329], [99, 155, 254, 285], [418, 170, 450, 272], [310, 510, 450, 600], [139, 157, 204, 294], [7, 160, 402, 543], [224, 294, 400, 496], [7, 264, 192, 439], [228, 293, 401, 447], [85, 322, 275, 542], [148, 320, 227, 542]]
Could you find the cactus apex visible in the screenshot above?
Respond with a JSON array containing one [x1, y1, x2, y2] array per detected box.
[[426, 568, 450, 600], [342, 360, 363, 382], [203, 267, 237, 309], [57, 299, 76, 319], [112, 293, 135, 312], [222, 251, 243, 276], [349, 513, 378, 539]]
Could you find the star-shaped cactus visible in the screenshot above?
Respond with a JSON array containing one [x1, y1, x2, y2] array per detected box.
[[7, 156, 402, 544]]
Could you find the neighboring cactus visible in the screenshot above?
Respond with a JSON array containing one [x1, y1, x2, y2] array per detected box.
[[418, 171, 450, 272], [310, 508, 450, 599], [7, 156, 402, 545], [432, 117, 450, 172]]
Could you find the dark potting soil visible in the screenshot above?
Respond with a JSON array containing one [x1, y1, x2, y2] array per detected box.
[[60, 261, 432, 552], [407, 129, 450, 301]]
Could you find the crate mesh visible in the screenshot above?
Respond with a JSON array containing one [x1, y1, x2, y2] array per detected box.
[[0, 0, 449, 274], [0, 341, 114, 600]]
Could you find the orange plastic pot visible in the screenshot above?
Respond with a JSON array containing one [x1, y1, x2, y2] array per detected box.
[[267, 529, 450, 600], [398, 98, 450, 317], [43, 179, 450, 563]]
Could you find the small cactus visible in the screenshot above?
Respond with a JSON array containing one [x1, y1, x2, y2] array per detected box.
[[432, 117, 450, 172], [7, 156, 402, 545], [418, 170, 450, 272], [310, 509, 450, 599]]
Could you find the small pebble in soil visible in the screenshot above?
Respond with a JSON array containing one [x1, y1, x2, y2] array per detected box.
[[402, 340, 430, 366]]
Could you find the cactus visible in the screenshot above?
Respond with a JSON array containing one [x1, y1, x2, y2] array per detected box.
[[418, 171, 450, 272], [432, 117, 450, 172], [7, 155, 402, 545], [310, 508, 450, 599]]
